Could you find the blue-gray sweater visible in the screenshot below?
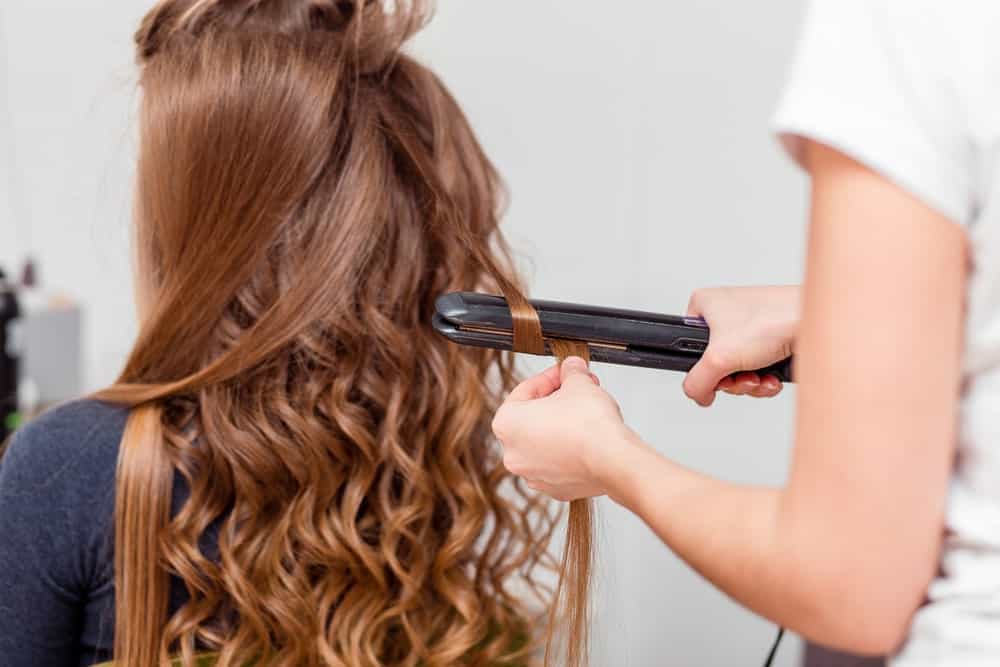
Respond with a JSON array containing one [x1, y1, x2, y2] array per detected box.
[[0, 400, 193, 667]]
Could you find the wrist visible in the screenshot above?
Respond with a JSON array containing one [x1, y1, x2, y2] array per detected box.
[[761, 286, 801, 359], [593, 427, 658, 508], [777, 285, 802, 338]]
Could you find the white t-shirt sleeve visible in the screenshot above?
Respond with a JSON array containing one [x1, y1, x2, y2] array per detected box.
[[774, 0, 975, 226]]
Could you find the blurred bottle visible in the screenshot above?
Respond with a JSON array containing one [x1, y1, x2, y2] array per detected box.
[[18, 255, 44, 313], [0, 267, 21, 441], [20, 256, 36, 288]]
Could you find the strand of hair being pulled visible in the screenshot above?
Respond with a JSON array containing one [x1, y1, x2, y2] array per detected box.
[[440, 202, 595, 667], [503, 289, 595, 667]]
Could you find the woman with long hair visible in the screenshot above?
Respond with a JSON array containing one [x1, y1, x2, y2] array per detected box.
[[0, 1, 561, 665]]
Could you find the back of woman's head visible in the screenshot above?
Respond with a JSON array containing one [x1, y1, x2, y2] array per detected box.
[[98, 2, 559, 665]]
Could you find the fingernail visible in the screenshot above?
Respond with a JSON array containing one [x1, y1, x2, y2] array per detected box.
[[564, 356, 588, 371]]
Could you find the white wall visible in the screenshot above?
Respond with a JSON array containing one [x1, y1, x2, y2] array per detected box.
[[2, 2, 810, 665], [2, 0, 146, 388]]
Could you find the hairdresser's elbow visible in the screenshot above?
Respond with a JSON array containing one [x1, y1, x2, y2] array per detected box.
[[795, 587, 915, 656], [792, 556, 928, 656], [831, 598, 913, 656]]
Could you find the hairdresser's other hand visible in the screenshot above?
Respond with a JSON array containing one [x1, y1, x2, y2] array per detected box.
[[684, 286, 800, 407], [493, 357, 639, 502]]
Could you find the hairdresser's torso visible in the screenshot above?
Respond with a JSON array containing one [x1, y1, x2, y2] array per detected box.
[[911, 14, 1000, 667], [783, 0, 1000, 663]]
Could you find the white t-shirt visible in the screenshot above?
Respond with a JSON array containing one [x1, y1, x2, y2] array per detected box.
[[774, 0, 1000, 664]]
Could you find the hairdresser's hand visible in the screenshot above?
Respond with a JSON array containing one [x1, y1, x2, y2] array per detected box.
[[684, 286, 800, 407], [493, 358, 642, 502]]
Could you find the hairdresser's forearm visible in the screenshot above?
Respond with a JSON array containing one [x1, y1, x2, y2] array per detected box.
[[603, 441, 791, 621], [602, 436, 894, 654]]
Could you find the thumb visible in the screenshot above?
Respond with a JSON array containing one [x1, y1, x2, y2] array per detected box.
[[560, 356, 592, 386], [683, 352, 728, 407]]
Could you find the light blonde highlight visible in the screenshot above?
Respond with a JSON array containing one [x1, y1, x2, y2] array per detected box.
[[113, 403, 174, 666]]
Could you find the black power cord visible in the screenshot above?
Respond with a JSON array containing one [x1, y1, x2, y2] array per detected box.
[[761, 627, 786, 667]]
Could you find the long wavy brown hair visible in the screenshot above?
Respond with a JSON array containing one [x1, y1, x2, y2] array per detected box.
[[94, 1, 566, 665]]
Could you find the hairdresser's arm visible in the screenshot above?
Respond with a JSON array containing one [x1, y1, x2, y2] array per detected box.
[[494, 142, 967, 654]]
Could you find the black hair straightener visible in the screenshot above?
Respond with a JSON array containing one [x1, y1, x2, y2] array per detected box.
[[433, 292, 793, 382]]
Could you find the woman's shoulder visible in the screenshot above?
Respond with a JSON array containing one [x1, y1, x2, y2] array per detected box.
[[0, 401, 130, 657], [1, 399, 129, 495]]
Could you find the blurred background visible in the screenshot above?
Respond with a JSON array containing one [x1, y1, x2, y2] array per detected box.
[[1, 1, 809, 664]]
